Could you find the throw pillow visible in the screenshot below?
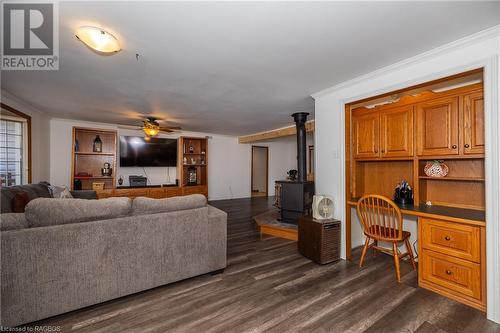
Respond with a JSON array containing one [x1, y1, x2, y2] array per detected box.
[[11, 191, 30, 213], [49, 185, 74, 199]]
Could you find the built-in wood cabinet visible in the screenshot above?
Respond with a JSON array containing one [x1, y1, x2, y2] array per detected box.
[[346, 72, 486, 311], [71, 129, 209, 198], [352, 111, 379, 159], [416, 96, 459, 156], [416, 90, 484, 157], [419, 218, 485, 311], [352, 105, 413, 159], [380, 106, 414, 158], [95, 185, 206, 199], [463, 91, 485, 155], [71, 127, 117, 190]]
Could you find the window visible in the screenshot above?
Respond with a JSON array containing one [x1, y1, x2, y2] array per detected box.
[[0, 104, 31, 187]]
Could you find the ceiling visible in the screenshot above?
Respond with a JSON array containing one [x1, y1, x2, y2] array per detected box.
[[2, 2, 499, 135]]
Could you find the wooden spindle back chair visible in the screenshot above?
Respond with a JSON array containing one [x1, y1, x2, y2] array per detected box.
[[356, 194, 416, 282]]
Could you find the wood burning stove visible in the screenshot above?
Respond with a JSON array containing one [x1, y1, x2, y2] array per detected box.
[[275, 112, 315, 224]]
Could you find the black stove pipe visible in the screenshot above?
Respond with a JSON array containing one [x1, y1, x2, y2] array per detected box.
[[292, 112, 309, 182]]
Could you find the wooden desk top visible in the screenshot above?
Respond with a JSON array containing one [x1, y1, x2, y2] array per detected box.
[[348, 198, 485, 226]]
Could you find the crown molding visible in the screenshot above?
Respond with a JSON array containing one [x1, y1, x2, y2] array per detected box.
[[311, 24, 500, 99]]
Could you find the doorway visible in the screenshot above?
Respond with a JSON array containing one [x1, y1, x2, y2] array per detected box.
[[251, 146, 268, 197]]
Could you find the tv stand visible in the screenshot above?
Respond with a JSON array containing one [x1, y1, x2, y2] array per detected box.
[[116, 184, 178, 189]]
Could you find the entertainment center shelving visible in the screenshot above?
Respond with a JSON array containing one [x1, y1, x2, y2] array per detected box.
[[71, 127, 117, 191], [71, 127, 208, 198]]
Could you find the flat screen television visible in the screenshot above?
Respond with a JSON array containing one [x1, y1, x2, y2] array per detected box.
[[119, 136, 177, 167]]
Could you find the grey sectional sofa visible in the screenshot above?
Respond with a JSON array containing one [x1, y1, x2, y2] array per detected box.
[[0, 194, 227, 328]]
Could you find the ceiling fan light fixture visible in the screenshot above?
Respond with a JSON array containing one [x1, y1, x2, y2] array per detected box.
[[142, 120, 160, 137], [76, 26, 121, 54]]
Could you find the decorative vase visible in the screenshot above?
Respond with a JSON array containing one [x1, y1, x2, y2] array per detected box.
[[424, 160, 449, 177]]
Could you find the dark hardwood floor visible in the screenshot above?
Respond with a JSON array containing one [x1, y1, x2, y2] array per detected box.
[[26, 197, 499, 333]]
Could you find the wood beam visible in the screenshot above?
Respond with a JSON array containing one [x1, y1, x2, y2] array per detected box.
[[238, 120, 314, 144]]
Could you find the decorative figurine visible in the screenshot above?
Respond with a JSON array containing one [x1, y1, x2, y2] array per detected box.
[[394, 180, 414, 205], [188, 167, 197, 185], [101, 162, 112, 176]]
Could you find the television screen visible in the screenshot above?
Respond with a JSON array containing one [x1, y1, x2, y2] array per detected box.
[[119, 136, 177, 167]]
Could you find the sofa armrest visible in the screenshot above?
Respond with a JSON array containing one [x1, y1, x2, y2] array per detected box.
[[207, 205, 227, 269], [70, 190, 97, 200]]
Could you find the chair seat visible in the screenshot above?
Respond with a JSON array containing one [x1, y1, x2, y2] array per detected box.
[[367, 226, 411, 241]]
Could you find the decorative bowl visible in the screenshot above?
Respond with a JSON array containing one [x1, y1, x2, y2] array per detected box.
[[424, 160, 449, 177]]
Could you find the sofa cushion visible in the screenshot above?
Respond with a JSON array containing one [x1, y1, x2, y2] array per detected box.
[[1, 182, 52, 213], [0, 213, 28, 231], [25, 197, 132, 228], [132, 194, 207, 216]]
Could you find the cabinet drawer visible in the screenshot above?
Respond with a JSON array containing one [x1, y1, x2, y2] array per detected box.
[[114, 189, 149, 198], [148, 188, 166, 199], [166, 187, 183, 198], [421, 249, 481, 300], [183, 185, 207, 196], [96, 189, 114, 199], [421, 218, 480, 262]]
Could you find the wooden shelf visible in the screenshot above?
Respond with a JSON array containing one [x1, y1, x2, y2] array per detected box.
[[74, 152, 115, 156], [419, 176, 485, 182], [74, 176, 113, 179], [71, 127, 117, 191], [179, 137, 208, 189]]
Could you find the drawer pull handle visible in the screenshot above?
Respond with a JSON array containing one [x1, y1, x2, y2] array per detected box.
[[464, 144, 470, 148], [444, 236, 451, 241], [446, 270, 452, 275], [452, 145, 457, 149]]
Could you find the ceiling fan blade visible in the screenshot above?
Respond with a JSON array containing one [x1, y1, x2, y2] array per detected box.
[[117, 124, 143, 130], [159, 126, 181, 132]]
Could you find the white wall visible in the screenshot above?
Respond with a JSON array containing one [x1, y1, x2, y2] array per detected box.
[[49, 118, 299, 200], [1, 90, 51, 183], [252, 147, 267, 193], [312, 26, 500, 322]]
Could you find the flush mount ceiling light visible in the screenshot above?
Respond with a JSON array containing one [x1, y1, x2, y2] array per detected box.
[[75, 26, 121, 54]]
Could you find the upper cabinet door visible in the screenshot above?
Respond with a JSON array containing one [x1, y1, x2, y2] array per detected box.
[[380, 106, 414, 158], [417, 97, 459, 156], [463, 91, 484, 155], [353, 112, 379, 159]]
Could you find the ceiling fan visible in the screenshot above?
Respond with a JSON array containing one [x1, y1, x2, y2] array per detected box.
[[142, 117, 181, 137], [119, 117, 181, 138]]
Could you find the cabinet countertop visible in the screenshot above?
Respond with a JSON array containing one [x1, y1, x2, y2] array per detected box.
[[348, 197, 485, 226]]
